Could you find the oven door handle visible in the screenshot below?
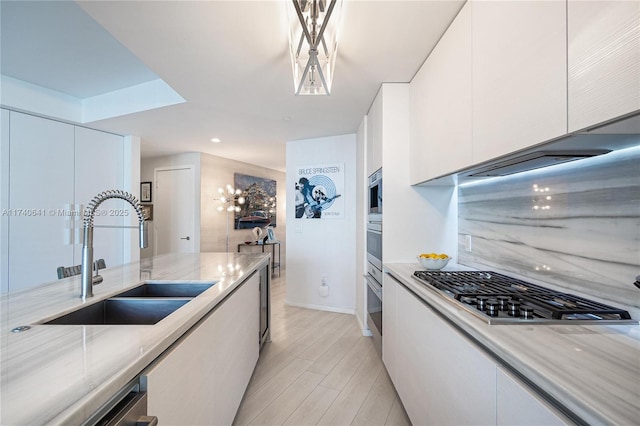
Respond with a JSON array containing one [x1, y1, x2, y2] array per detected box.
[[373, 286, 382, 299], [366, 275, 382, 297]]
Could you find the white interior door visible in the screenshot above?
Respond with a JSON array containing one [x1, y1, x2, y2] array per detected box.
[[155, 167, 195, 255]]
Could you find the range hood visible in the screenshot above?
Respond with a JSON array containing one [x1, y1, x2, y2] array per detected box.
[[462, 149, 612, 177], [417, 113, 639, 186]]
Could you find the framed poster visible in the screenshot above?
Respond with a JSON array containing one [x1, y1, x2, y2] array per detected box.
[[141, 204, 153, 221], [233, 173, 277, 229], [140, 182, 152, 202], [294, 163, 344, 219]]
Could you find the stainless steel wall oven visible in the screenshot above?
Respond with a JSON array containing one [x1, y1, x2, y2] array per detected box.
[[366, 273, 382, 353], [366, 169, 383, 354], [366, 219, 382, 270]]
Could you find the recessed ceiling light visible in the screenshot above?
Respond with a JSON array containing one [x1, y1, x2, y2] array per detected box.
[[211, 137, 221, 143]]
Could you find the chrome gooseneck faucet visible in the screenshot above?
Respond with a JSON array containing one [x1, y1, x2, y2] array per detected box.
[[81, 190, 148, 299]]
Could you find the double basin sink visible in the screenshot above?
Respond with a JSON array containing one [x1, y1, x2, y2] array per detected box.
[[43, 281, 216, 326]]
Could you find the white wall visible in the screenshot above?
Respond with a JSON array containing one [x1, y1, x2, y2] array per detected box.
[[140, 152, 286, 265], [285, 134, 357, 314], [200, 153, 286, 261]]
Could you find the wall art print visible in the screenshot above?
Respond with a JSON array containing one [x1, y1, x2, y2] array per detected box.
[[294, 163, 344, 219], [233, 173, 277, 229]]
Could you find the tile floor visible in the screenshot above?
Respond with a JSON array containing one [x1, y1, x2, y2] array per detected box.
[[233, 274, 411, 426]]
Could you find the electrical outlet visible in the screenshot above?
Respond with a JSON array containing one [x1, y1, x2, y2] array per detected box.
[[321, 274, 327, 285], [319, 283, 329, 297], [465, 235, 473, 252]]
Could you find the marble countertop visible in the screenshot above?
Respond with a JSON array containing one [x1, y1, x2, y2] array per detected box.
[[384, 263, 640, 425], [0, 252, 270, 425]]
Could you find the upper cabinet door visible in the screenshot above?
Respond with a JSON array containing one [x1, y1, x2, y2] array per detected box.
[[73, 127, 125, 268], [568, 0, 640, 132], [1, 109, 10, 292], [9, 111, 75, 289], [367, 89, 383, 176], [410, 2, 472, 184], [472, 0, 567, 165]]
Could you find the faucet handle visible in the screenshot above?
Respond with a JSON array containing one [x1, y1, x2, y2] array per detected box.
[[92, 260, 103, 285]]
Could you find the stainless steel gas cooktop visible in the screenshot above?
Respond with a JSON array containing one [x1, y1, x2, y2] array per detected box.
[[413, 270, 636, 325]]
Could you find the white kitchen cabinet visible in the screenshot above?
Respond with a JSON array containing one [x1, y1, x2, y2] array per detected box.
[[385, 274, 571, 426], [391, 275, 497, 425], [497, 366, 568, 425], [382, 272, 397, 385], [211, 272, 260, 426], [3, 111, 126, 291], [366, 88, 383, 177], [142, 304, 216, 425], [8, 111, 75, 290], [472, 0, 567, 165], [410, 2, 472, 184], [73, 126, 125, 270], [568, 0, 640, 132], [1, 109, 10, 292], [142, 272, 260, 425]]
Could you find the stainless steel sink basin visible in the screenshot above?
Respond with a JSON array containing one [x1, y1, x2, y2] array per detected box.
[[43, 298, 190, 325], [115, 281, 215, 298]]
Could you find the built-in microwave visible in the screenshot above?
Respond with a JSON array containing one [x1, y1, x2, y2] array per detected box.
[[368, 168, 382, 215]]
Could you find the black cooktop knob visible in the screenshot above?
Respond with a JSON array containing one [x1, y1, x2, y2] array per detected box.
[[497, 296, 510, 310], [486, 301, 499, 317], [507, 300, 521, 317], [521, 306, 535, 319], [476, 296, 488, 311]]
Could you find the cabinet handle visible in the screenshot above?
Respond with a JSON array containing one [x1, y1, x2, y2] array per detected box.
[[180, 236, 190, 240], [136, 415, 158, 426]]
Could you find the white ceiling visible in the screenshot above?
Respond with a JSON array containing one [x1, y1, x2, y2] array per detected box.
[[1, 0, 465, 172]]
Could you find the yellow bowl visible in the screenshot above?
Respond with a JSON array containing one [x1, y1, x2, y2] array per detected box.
[[417, 256, 450, 270]]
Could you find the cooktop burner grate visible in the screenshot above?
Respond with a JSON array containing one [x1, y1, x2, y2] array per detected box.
[[413, 270, 633, 323]]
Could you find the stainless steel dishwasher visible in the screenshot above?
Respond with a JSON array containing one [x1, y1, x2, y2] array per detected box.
[[86, 381, 158, 426], [96, 392, 157, 426], [259, 265, 270, 348]]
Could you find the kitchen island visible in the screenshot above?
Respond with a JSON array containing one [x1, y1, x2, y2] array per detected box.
[[0, 252, 270, 425], [384, 263, 640, 425]]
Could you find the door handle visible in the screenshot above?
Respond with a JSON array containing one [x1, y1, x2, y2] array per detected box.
[[180, 236, 190, 240], [136, 415, 159, 426]]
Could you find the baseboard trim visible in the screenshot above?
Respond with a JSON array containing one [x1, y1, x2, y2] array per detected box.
[[284, 300, 355, 315]]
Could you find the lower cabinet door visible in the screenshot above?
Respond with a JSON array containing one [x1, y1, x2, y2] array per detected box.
[[395, 282, 497, 425], [212, 273, 260, 426], [141, 273, 260, 425], [382, 273, 398, 385], [142, 306, 216, 425], [496, 366, 569, 426]]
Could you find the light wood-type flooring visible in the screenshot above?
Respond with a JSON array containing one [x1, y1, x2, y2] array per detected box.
[[233, 274, 411, 426]]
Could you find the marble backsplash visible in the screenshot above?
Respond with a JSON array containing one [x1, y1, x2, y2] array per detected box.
[[458, 146, 640, 311]]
